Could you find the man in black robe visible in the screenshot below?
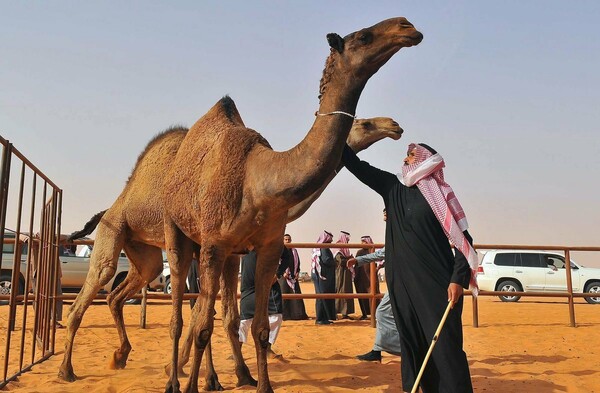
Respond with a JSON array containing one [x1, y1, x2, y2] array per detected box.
[[311, 230, 336, 325], [342, 142, 477, 393]]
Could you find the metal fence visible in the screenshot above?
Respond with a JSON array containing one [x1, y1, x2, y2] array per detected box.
[[0, 135, 63, 389]]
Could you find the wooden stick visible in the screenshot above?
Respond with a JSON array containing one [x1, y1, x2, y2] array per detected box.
[[410, 300, 453, 393]]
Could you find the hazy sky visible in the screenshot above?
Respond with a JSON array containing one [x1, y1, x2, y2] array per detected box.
[[2, 1, 599, 270]]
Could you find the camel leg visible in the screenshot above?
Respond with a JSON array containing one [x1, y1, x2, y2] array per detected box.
[[58, 217, 126, 382], [164, 221, 194, 393], [108, 242, 163, 370], [182, 243, 228, 393], [220, 255, 257, 387], [202, 339, 223, 391], [252, 239, 285, 393], [180, 296, 223, 390]]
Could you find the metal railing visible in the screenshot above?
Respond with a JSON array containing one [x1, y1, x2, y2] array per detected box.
[[0, 135, 62, 389]]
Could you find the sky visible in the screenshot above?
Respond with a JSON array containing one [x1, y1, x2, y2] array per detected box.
[[2, 1, 599, 271]]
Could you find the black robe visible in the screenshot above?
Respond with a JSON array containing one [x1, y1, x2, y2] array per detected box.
[[278, 247, 309, 320], [342, 145, 473, 393], [240, 250, 283, 320], [312, 247, 337, 323]]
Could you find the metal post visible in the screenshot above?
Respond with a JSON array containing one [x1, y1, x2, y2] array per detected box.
[[140, 286, 148, 329], [472, 293, 478, 328], [564, 249, 576, 327], [369, 261, 377, 328]]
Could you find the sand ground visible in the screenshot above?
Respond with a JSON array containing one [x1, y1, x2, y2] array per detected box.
[[1, 282, 599, 392]]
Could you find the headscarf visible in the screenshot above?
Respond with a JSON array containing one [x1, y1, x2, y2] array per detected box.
[[360, 235, 375, 253], [399, 143, 479, 294], [311, 230, 333, 279], [333, 231, 352, 258]]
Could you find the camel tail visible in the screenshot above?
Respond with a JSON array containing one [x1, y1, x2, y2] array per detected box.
[[67, 209, 107, 241]]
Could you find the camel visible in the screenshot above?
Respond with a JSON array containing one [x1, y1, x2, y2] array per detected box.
[[58, 116, 403, 390], [161, 17, 422, 393]]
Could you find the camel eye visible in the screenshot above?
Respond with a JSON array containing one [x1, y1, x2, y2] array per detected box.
[[358, 32, 372, 44]]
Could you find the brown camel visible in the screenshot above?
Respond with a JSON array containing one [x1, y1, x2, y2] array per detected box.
[[161, 17, 422, 393], [58, 116, 403, 390]]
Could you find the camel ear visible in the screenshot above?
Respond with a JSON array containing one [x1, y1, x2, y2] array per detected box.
[[327, 33, 344, 53]]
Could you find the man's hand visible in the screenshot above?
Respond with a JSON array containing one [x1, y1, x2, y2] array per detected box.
[[347, 258, 357, 269], [447, 283, 463, 308]]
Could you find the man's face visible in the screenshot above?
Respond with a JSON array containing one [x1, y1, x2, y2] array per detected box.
[[283, 235, 292, 244], [383, 210, 387, 222], [403, 148, 417, 165]]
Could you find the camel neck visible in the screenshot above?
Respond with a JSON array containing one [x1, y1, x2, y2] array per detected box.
[[257, 76, 364, 208]]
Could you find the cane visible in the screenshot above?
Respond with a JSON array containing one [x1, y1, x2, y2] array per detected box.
[[410, 300, 453, 393]]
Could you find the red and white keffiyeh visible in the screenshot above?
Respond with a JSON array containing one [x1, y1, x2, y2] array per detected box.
[[311, 230, 333, 280], [285, 248, 301, 292], [400, 143, 479, 294], [333, 231, 352, 258]]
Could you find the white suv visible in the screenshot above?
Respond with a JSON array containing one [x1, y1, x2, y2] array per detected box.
[[477, 250, 600, 304]]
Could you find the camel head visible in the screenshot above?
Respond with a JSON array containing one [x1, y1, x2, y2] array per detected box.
[[347, 117, 403, 153], [320, 17, 423, 100]]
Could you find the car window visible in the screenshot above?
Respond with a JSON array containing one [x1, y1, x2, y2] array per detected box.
[[2, 239, 15, 254], [494, 253, 518, 266], [546, 255, 565, 269], [520, 253, 545, 268]]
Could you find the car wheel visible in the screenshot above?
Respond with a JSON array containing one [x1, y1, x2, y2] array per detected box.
[[496, 280, 521, 302], [584, 281, 600, 304], [164, 277, 171, 294], [0, 273, 24, 296]]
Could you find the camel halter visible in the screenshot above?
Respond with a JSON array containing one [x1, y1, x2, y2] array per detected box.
[[315, 110, 356, 119]]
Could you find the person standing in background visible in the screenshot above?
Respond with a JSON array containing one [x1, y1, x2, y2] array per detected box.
[[311, 230, 336, 325], [334, 231, 354, 319], [278, 234, 309, 320]]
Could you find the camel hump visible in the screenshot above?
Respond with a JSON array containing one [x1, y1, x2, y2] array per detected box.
[[195, 96, 245, 129]]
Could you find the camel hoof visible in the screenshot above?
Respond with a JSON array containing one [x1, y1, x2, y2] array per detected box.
[[109, 351, 128, 370], [58, 367, 77, 382], [203, 373, 224, 391], [164, 380, 181, 393], [236, 374, 258, 388]]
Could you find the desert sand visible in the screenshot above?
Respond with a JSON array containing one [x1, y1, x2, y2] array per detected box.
[[2, 283, 599, 392]]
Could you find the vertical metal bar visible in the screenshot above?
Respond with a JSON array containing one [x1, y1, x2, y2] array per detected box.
[[31, 182, 48, 361], [19, 172, 37, 371], [369, 261, 377, 328], [0, 142, 12, 273], [565, 249, 576, 327], [0, 142, 12, 382], [2, 161, 26, 381], [8, 162, 27, 330], [49, 189, 62, 353]]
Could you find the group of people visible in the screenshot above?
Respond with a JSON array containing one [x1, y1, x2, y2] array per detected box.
[[311, 230, 382, 324]]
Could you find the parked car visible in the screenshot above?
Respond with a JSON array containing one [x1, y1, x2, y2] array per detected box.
[[1, 233, 165, 303], [477, 250, 600, 304]]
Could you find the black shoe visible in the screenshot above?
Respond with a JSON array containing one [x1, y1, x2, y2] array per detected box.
[[356, 350, 382, 362], [316, 320, 333, 325]]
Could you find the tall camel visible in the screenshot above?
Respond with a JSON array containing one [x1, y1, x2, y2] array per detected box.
[[58, 117, 403, 389], [162, 17, 422, 393]]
